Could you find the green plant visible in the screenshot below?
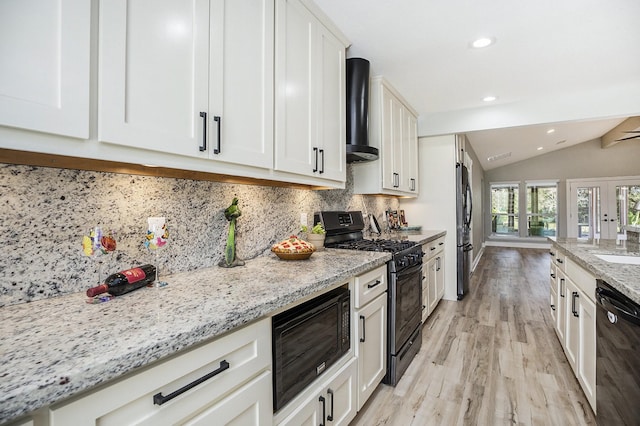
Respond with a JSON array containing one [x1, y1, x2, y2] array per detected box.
[[301, 222, 325, 234]]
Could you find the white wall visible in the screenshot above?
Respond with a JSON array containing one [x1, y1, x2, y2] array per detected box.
[[400, 135, 458, 301]]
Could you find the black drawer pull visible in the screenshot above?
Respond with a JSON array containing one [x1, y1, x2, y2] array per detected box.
[[360, 315, 366, 342], [319, 148, 325, 174], [430, 247, 436, 251], [367, 279, 381, 289], [327, 389, 334, 421], [549, 251, 555, 257], [550, 273, 556, 279], [313, 147, 319, 173], [153, 360, 230, 406], [560, 278, 565, 297], [551, 304, 556, 311]]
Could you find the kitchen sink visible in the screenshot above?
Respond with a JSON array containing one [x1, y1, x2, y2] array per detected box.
[[594, 254, 640, 265]]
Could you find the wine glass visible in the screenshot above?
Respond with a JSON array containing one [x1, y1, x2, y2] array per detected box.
[[82, 226, 111, 285], [144, 217, 169, 287]]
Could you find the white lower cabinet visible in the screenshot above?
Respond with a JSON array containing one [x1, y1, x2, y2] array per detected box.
[[49, 318, 272, 426], [276, 357, 357, 426], [352, 265, 387, 410], [422, 236, 445, 319], [549, 249, 596, 413]]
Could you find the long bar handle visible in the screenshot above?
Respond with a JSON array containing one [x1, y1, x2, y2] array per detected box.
[[327, 389, 334, 421], [360, 315, 366, 342], [319, 149, 325, 174], [153, 360, 229, 406], [572, 292, 579, 317], [313, 147, 319, 173], [367, 279, 381, 289], [199, 112, 207, 152], [319, 395, 326, 426], [560, 278, 565, 297], [213, 116, 221, 154]]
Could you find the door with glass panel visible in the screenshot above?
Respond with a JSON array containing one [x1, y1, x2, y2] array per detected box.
[[568, 178, 640, 239]]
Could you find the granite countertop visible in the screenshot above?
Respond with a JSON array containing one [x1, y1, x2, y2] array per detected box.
[[371, 229, 447, 245], [548, 237, 640, 304], [0, 249, 390, 423]]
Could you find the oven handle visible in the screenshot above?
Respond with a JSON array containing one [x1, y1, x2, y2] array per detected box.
[[393, 262, 423, 279]]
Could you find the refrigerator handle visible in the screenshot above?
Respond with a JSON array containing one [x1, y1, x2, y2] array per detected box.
[[465, 182, 473, 228]]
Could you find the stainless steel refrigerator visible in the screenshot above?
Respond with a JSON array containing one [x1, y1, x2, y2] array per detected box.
[[456, 163, 473, 300]]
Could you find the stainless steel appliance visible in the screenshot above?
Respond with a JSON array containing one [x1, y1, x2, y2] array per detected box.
[[456, 163, 473, 300], [272, 286, 351, 412], [595, 280, 640, 424], [317, 210, 423, 386]]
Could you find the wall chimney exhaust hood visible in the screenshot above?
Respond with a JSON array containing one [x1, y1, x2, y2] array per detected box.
[[346, 58, 379, 163]]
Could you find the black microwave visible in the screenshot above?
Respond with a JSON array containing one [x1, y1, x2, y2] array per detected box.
[[272, 286, 350, 412]]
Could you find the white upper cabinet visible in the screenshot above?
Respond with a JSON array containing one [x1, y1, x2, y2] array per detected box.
[[0, 0, 90, 139], [274, 0, 347, 182], [99, 0, 274, 169], [352, 77, 419, 197]]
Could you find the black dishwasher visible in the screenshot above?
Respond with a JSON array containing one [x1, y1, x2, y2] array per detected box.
[[595, 280, 640, 425]]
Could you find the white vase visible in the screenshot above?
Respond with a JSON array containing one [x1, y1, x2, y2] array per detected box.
[[307, 233, 325, 251]]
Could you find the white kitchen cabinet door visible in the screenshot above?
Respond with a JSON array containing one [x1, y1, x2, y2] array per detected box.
[[564, 278, 579, 374], [184, 371, 272, 426], [277, 357, 357, 426], [274, 0, 346, 182], [208, 0, 274, 169], [0, 0, 90, 139], [381, 88, 403, 191], [427, 257, 438, 315], [435, 253, 445, 300], [403, 111, 419, 193], [355, 293, 386, 410], [274, 0, 316, 176], [99, 0, 210, 158], [577, 292, 596, 412], [555, 270, 567, 344], [315, 24, 346, 182]]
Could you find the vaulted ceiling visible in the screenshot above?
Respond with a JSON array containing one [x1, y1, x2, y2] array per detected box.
[[313, 0, 640, 170]]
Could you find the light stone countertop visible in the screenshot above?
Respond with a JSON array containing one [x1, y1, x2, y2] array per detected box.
[[0, 249, 391, 423], [370, 229, 447, 245], [548, 237, 640, 304]]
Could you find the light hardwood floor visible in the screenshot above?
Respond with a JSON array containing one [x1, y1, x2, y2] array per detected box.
[[352, 247, 596, 426]]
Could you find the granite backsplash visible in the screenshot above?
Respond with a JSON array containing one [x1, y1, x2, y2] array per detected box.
[[0, 163, 399, 307]]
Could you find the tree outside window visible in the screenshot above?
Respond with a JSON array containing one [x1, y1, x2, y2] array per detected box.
[[491, 184, 519, 235], [527, 183, 557, 237]]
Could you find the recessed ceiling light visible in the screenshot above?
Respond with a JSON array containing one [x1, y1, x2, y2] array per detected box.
[[483, 96, 497, 102], [537, 146, 544, 151], [546, 129, 555, 134], [556, 140, 567, 145], [487, 152, 511, 162], [471, 37, 495, 49]]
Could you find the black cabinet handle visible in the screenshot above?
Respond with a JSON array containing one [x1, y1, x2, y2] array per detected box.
[[313, 147, 319, 173], [199, 112, 207, 151], [153, 360, 229, 406], [551, 304, 556, 311], [430, 247, 436, 251], [557, 258, 563, 264], [360, 315, 366, 342], [560, 278, 565, 297], [549, 251, 555, 257], [319, 149, 325, 174], [550, 273, 556, 279], [327, 389, 334, 421], [572, 292, 579, 317], [367, 279, 381, 289], [392, 172, 399, 188], [319, 395, 326, 426], [213, 116, 221, 154], [438, 242, 444, 246]]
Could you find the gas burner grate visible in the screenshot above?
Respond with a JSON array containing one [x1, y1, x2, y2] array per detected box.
[[327, 238, 417, 253]]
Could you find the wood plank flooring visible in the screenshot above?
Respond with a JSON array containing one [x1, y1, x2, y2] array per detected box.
[[351, 247, 596, 426]]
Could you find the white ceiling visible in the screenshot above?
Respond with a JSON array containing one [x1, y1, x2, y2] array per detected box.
[[313, 0, 640, 170]]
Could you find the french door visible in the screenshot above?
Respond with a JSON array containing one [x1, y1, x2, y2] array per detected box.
[[568, 177, 640, 239]]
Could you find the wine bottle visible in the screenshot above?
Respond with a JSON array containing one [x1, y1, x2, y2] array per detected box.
[[86, 264, 157, 297]]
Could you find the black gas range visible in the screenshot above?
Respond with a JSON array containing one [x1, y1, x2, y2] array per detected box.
[[316, 211, 423, 386]]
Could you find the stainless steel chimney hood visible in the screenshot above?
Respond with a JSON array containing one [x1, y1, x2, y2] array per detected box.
[[346, 58, 379, 163]]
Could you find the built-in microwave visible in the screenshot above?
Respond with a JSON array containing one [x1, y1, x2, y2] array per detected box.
[[272, 286, 350, 412]]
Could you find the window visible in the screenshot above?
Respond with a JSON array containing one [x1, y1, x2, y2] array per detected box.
[[526, 182, 557, 237], [491, 183, 519, 235]]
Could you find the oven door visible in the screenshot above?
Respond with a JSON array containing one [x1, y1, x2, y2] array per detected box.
[[389, 262, 423, 354]]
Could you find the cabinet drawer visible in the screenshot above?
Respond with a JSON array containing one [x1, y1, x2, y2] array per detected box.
[[50, 318, 271, 426], [423, 236, 445, 260], [353, 265, 387, 309], [566, 258, 596, 302], [554, 250, 566, 271]]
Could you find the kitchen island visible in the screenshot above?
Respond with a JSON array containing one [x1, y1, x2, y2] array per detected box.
[[548, 237, 640, 304], [1, 249, 393, 424]]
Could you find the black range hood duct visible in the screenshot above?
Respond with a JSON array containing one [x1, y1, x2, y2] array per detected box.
[[346, 58, 378, 163]]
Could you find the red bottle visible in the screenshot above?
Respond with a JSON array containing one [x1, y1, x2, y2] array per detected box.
[[86, 264, 157, 297]]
